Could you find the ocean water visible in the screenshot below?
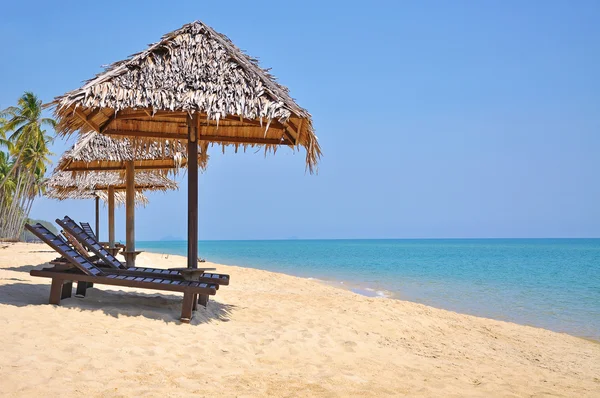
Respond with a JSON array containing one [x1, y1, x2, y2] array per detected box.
[[136, 239, 600, 340]]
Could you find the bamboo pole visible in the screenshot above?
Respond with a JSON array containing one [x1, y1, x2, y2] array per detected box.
[[108, 186, 115, 248], [187, 113, 198, 269], [125, 161, 135, 267]]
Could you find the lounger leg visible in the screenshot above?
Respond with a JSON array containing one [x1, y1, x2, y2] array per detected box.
[[49, 279, 64, 305], [61, 281, 73, 299], [181, 292, 194, 323], [199, 294, 209, 307], [192, 294, 198, 311], [75, 281, 89, 298]]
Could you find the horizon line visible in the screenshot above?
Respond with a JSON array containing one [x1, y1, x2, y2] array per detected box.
[[135, 236, 600, 242]]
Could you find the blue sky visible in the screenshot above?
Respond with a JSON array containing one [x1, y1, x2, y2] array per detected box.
[[1, 0, 599, 240]]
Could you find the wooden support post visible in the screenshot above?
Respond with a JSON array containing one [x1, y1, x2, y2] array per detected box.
[[187, 114, 199, 270], [75, 281, 89, 298], [192, 294, 198, 311], [181, 291, 194, 323], [125, 161, 135, 267], [61, 281, 73, 300], [49, 279, 64, 305], [108, 186, 115, 249], [199, 294, 209, 307], [95, 196, 100, 239]]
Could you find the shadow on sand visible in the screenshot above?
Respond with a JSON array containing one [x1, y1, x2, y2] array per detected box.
[[4, 263, 45, 273], [1, 263, 235, 325]]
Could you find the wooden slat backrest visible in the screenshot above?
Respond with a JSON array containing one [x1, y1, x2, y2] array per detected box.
[[24, 223, 104, 276], [80, 222, 97, 240], [57, 234, 69, 245], [62, 230, 90, 259], [57, 216, 126, 269]]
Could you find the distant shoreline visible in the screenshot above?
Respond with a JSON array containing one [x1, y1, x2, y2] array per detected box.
[[145, 237, 600, 242]]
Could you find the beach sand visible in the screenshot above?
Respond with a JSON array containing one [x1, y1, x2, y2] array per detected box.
[[0, 242, 599, 397]]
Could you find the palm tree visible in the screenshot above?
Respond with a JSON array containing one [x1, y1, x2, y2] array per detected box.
[[0, 92, 55, 240], [18, 128, 53, 174], [0, 92, 55, 190]]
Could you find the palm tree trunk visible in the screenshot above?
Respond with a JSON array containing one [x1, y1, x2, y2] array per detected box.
[[5, 169, 28, 239], [17, 198, 32, 239], [17, 176, 35, 238], [5, 174, 20, 237], [13, 173, 32, 239]]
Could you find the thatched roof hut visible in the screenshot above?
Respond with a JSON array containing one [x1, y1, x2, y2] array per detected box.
[[56, 132, 206, 174], [44, 170, 178, 196], [48, 19, 318, 270], [49, 20, 320, 173]]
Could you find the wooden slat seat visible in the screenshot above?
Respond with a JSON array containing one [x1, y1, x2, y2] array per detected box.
[[49, 246, 230, 288], [25, 223, 220, 322]]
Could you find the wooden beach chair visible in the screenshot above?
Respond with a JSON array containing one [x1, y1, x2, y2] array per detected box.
[[56, 216, 229, 287], [26, 223, 219, 322], [49, 233, 196, 297]]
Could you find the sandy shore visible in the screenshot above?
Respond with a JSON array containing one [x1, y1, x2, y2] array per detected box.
[[0, 242, 599, 397]]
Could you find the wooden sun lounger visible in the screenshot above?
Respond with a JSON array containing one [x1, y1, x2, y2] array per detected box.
[[26, 223, 219, 322], [57, 216, 230, 286]]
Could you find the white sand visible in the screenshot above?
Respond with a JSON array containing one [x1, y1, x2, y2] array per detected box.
[[0, 242, 599, 397]]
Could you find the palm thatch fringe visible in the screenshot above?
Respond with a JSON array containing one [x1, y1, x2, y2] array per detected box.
[[56, 132, 207, 175], [44, 170, 178, 194], [48, 21, 320, 173], [45, 188, 149, 207]]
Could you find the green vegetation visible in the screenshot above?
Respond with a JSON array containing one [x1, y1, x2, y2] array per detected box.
[[20, 218, 58, 242], [0, 92, 54, 240]]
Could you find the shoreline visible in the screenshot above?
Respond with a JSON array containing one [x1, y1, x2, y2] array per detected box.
[[141, 245, 600, 343], [1, 242, 600, 396], [6, 241, 600, 342]]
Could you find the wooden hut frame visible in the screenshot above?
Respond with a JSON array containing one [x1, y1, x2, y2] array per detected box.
[[49, 20, 321, 270]]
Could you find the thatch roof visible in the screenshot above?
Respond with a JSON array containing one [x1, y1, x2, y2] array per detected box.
[[45, 170, 178, 193], [56, 132, 206, 173], [44, 168, 177, 206], [45, 189, 149, 207], [49, 20, 320, 173]]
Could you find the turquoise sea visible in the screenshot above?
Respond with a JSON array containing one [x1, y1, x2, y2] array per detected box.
[[136, 239, 600, 340]]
